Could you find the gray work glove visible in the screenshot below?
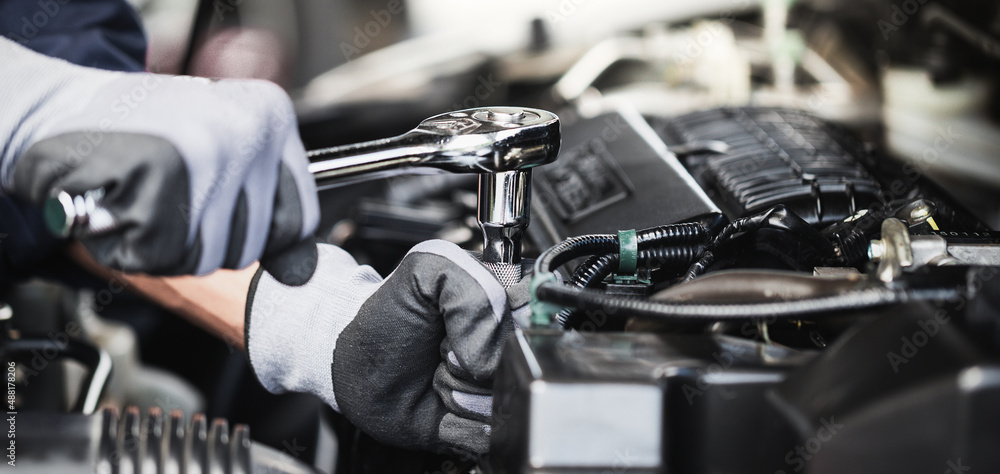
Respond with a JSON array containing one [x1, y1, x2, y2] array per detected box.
[[0, 37, 318, 283], [245, 241, 533, 455]]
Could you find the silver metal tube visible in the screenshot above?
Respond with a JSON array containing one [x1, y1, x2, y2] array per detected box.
[[478, 170, 531, 264], [308, 138, 438, 189]]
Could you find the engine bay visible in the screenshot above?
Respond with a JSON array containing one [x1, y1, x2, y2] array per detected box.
[[4, 0, 1000, 472]]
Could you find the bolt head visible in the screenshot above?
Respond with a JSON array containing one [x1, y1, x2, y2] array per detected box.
[[868, 239, 886, 262], [910, 206, 930, 221]]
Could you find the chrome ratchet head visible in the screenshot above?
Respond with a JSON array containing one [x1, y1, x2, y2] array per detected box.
[[412, 106, 561, 173]]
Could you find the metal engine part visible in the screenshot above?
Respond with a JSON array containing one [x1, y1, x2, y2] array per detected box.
[[17, 406, 317, 474]]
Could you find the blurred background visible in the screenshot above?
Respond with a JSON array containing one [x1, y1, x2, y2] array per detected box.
[[134, 0, 1000, 227]]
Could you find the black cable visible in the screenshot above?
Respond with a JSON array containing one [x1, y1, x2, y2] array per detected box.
[[682, 204, 831, 281], [534, 233, 620, 277], [568, 253, 618, 289], [568, 245, 705, 289], [534, 222, 709, 278], [557, 244, 704, 326], [543, 222, 708, 327], [537, 282, 954, 322]]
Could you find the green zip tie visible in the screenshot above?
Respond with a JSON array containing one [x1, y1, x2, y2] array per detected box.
[[530, 272, 562, 327], [617, 229, 638, 281]]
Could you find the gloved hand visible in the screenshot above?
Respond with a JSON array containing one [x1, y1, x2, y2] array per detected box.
[[245, 241, 532, 455], [0, 37, 318, 283]]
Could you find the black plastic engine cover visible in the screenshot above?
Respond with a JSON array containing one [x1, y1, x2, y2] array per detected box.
[[529, 110, 721, 249], [652, 107, 884, 227]]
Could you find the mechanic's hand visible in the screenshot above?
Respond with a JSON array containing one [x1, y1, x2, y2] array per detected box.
[[245, 241, 532, 455], [1, 38, 318, 282]]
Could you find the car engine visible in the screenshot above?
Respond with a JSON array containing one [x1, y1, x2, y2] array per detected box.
[[3, 0, 1000, 473]]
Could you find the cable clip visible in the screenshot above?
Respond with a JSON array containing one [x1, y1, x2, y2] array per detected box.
[[529, 272, 563, 327], [615, 229, 640, 283]]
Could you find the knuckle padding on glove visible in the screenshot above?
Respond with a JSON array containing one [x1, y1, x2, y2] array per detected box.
[[332, 245, 510, 453], [13, 132, 200, 274]]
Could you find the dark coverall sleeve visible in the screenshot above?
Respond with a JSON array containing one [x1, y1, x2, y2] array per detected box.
[[0, 0, 147, 284]]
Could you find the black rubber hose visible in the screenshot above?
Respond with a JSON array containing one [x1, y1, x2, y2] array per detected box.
[[568, 245, 704, 289], [537, 282, 952, 321], [636, 222, 708, 247], [682, 204, 830, 281], [569, 253, 618, 289], [534, 234, 619, 277], [556, 254, 619, 326], [558, 244, 704, 326], [683, 213, 772, 282], [535, 222, 710, 327], [534, 222, 709, 278], [639, 245, 704, 271]]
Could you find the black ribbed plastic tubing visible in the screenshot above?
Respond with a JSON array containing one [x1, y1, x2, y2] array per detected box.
[[557, 245, 704, 326], [534, 234, 620, 277], [568, 245, 704, 289], [534, 222, 709, 278]]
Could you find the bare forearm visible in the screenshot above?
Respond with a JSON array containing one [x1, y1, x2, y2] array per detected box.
[[68, 243, 256, 351]]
